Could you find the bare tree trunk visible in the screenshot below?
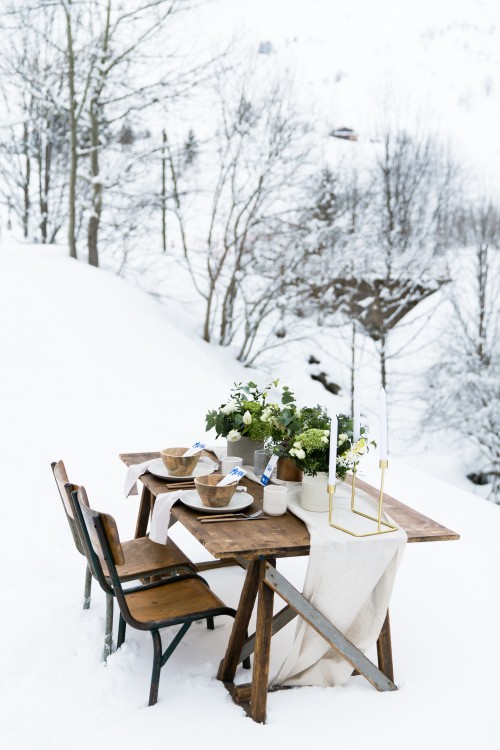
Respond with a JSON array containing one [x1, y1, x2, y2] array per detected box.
[[64, 1, 78, 259], [22, 121, 30, 238], [203, 285, 215, 342], [380, 331, 387, 390], [161, 129, 167, 253], [87, 99, 101, 268], [39, 138, 51, 243], [477, 243, 487, 362]]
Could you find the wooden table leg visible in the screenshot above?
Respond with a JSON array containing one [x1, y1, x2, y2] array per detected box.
[[217, 559, 261, 682], [250, 560, 275, 724], [376, 610, 394, 682], [134, 486, 152, 539]]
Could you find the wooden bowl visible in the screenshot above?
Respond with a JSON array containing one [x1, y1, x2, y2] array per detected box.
[[194, 473, 237, 508], [161, 447, 201, 477]]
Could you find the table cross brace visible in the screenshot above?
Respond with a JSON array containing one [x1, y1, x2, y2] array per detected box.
[[262, 563, 397, 693]]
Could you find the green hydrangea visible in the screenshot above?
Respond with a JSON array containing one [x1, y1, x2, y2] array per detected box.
[[243, 401, 272, 441], [297, 428, 329, 452]]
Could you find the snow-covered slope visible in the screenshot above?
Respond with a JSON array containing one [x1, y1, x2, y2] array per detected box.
[[1, 240, 499, 750]]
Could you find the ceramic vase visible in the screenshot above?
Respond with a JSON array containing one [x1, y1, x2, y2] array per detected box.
[[300, 471, 330, 512], [226, 435, 264, 466]]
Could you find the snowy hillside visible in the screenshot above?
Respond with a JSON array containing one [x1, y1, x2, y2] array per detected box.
[[200, 0, 500, 188], [1, 239, 499, 749]]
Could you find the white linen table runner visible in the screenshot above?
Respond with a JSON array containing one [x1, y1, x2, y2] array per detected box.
[[272, 481, 407, 687]]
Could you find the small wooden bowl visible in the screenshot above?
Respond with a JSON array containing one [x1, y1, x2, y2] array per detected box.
[[161, 447, 201, 477], [194, 473, 237, 508]]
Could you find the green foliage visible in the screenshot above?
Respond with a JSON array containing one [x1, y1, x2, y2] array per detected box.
[[205, 379, 293, 440]]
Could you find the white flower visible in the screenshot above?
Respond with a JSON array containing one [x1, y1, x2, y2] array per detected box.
[[323, 429, 329, 436], [227, 429, 242, 442], [221, 399, 238, 415], [295, 449, 306, 460], [338, 433, 348, 444], [353, 438, 367, 454], [242, 410, 252, 425], [293, 441, 302, 449], [321, 435, 328, 444]]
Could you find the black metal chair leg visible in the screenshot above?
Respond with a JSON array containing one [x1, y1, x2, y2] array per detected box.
[[103, 593, 113, 662], [83, 565, 92, 610], [206, 616, 215, 630], [117, 614, 126, 648], [149, 630, 163, 706]]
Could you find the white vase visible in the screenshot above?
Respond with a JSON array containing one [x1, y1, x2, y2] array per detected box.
[[226, 435, 264, 466], [301, 471, 330, 512]]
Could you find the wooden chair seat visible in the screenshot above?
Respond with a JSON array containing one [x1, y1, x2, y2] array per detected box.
[[100, 537, 192, 580], [124, 577, 227, 625]]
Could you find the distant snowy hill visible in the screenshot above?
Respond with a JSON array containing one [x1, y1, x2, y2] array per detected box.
[[198, 0, 500, 191]]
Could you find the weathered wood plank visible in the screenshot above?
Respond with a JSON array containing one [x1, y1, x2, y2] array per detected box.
[[376, 610, 394, 682], [217, 560, 261, 682], [240, 605, 297, 663], [120, 452, 459, 551], [251, 560, 275, 723], [264, 563, 397, 693]]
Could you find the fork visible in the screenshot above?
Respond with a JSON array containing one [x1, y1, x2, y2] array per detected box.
[[198, 510, 269, 523]]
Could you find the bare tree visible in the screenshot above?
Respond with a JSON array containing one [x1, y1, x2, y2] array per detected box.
[[425, 198, 500, 499], [296, 131, 457, 398], [165, 69, 314, 356], [0, 2, 68, 242]]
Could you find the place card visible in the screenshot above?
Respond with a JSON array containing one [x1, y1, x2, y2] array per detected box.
[[183, 441, 207, 457], [216, 466, 247, 486], [260, 455, 279, 486]]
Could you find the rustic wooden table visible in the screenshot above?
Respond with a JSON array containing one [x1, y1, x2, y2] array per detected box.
[[120, 451, 459, 723]]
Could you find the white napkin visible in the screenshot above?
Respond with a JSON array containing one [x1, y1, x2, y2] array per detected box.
[[124, 458, 158, 498], [124, 456, 218, 498], [149, 491, 183, 545], [272, 483, 407, 687]]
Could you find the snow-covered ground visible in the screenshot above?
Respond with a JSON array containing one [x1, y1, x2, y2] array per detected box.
[[1, 238, 499, 749]]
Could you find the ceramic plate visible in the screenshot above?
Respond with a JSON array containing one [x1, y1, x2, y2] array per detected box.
[[147, 458, 216, 481], [179, 489, 254, 514]]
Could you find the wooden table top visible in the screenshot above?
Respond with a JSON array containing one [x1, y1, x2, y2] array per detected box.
[[120, 451, 459, 560]]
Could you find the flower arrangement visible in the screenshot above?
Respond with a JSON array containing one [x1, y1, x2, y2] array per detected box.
[[205, 380, 293, 442], [206, 380, 372, 481], [285, 414, 371, 479]]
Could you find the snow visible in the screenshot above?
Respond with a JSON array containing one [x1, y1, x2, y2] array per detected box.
[[1, 236, 500, 749]]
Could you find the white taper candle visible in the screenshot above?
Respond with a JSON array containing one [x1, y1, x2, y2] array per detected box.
[[379, 387, 388, 461], [329, 414, 338, 486]]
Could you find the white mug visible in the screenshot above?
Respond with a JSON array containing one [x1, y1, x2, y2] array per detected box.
[[221, 456, 243, 475], [263, 485, 287, 516]]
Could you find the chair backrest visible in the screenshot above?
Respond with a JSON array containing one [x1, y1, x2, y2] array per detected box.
[[77, 487, 125, 567], [75, 488, 135, 618], [51, 460, 85, 556]]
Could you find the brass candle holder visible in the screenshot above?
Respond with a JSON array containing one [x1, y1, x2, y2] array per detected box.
[[328, 460, 398, 537]]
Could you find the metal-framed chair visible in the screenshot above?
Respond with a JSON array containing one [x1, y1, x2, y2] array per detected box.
[[73, 486, 240, 706], [51, 460, 198, 659]]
